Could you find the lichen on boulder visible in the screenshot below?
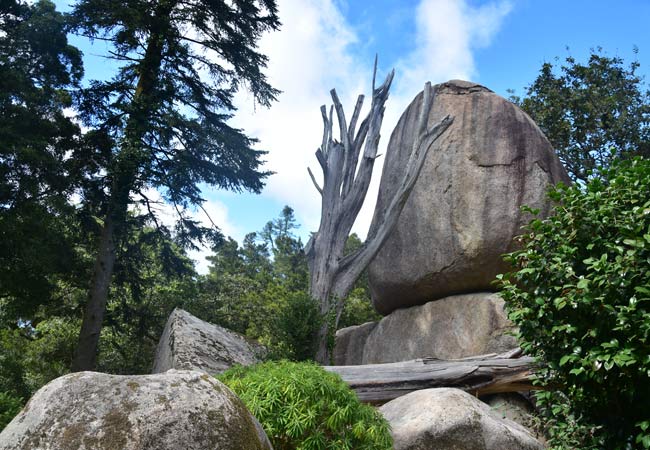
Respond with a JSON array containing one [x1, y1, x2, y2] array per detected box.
[[0, 370, 272, 450]]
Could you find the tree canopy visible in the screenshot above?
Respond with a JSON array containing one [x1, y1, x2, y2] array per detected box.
[[512, 48, 650, 182], [65, 0, 281, 370]]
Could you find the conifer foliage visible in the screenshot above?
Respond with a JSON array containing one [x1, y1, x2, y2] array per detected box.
[[69, 0, 280, 370]]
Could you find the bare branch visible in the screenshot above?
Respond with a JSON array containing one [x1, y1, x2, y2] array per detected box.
[[349, 94, 365, 141], [307, 167, 323, 195], [330, 89, 349, 152], [320, 105, 330, 159]]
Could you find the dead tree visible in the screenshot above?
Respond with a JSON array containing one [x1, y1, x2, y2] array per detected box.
[[306, 61, 454, 363]]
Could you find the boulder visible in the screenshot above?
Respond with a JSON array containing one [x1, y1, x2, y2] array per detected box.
[[380, 388, 544, 450], [333, 321, 377, 366], [0, 370, 272, 450], [333, 292, 517, 365], [368, 80, 570, 315], [152, 308, 263, 375], [483, 393, 545, 443]]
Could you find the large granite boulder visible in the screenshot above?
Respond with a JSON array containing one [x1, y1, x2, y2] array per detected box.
[[0, 370, 272, 450], [368, 80, 570, 315], [152, 308, 263, 375], [333, 292, 517, 365], [380, 388, 544, 450]]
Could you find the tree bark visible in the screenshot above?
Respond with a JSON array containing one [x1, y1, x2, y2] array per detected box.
[[307, 62, 453, 364], [71, 217, 117, 371], [324, 350, 540, 404]]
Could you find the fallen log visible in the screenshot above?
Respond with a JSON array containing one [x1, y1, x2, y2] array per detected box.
[[324, 349, 541, 404]]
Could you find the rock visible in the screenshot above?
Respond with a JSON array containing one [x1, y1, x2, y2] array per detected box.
[[334, 292, 517, 365], [333, 321, 377, 366], [0, 370, 272, 450], [483, 393, 545, 444], [368, 80, 570, 315], [152, 308, 263, 375], [380, 388, 544, 450]]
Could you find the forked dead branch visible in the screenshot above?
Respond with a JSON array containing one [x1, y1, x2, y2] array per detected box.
[[306, 60, 454, 363]]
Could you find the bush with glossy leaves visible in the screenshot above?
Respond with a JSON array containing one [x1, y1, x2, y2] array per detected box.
[[499, 158, 650, 449]]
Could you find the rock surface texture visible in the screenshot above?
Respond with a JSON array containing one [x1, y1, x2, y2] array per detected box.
[[152, 308, 262, 375], [483, 393, 545, 443], [368, 79, 570, 315], [380, 388, 544, 450], [0, 370, 272, 450], [333, 293, 517, 365]]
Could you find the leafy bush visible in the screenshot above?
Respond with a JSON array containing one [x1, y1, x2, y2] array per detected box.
[[499, 158, 650, 449], [0, 391, 23, 431], [266, 292, 321, 361], [219, 361, 392, 450]]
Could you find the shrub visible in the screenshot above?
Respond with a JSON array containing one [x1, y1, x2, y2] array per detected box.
[[0, 391, 23, 431], [498, 158, 650, 449], [219, 361, 392, 450]]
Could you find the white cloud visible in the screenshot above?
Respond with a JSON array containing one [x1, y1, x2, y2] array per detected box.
[[396, 0, 513, 97], [215, 0, 513, 245], [186, 199, 241, 274], [230, 0, 370, 233]]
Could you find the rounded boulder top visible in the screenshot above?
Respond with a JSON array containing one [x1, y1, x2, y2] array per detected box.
[[0, 370, 272, 450], [368, 79, 570, 315]]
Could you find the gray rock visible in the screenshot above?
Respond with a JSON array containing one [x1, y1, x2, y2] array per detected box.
[[368, 80, 570, 315], [483, 393, 545, 444], [0, 370, 272, 450], [152, 308, 263, 375], [333, 321, 377, 365], [380, 388, 544, 450], [334, 292, 517, 365]]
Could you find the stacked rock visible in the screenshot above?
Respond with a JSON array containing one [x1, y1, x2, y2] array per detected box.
[[334, 80, 569, 450], [335, 80, 570, 366]]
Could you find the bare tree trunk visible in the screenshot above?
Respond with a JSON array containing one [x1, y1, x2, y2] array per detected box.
[[307, 60, 454, 363]]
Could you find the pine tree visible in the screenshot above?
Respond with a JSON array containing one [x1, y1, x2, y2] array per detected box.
[[69, 0, 280, 370], [0, 0, 85, 320]]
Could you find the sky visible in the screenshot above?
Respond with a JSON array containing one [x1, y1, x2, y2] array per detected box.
[[56, 0, 650, 273]]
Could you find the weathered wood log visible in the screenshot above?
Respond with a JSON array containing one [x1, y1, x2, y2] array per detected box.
[[324, 350, 541, 404]]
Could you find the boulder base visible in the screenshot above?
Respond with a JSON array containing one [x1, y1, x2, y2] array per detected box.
[[333, 292, 517, 365], [380, 388, 544, 450], [152, 308, 262, 375], [368, 79, 570, 315], [0, 370, 272, 450], [483, 393, 545, 443]]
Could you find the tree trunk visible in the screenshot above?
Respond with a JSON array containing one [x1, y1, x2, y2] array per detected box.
[[307, 64, 453, 364], [324, 350, 540, 404], [71, 216, 117, 371]]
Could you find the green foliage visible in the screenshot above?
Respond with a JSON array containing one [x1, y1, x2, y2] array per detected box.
[[219, 361, 392, 450], [0, 391, 23, 432], [499, 158, 650, 449], [512, 48, 650, 182], [0, 0, 87, 320], [265, 292, 321, 361]]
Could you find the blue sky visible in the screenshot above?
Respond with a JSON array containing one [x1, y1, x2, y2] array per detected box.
[[56, 0, 650, 272]]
